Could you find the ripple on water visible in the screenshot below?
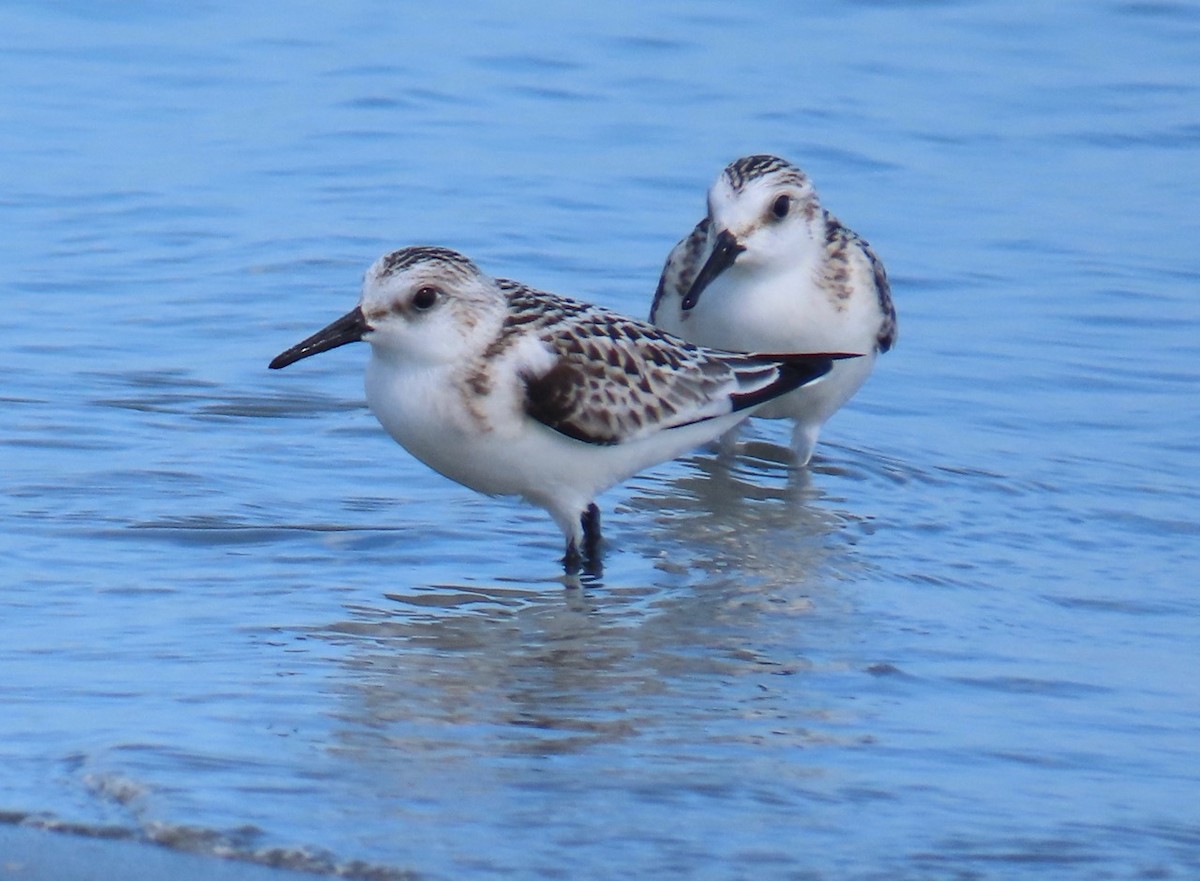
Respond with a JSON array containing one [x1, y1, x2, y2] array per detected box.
[[3, 0, 1200, 877]]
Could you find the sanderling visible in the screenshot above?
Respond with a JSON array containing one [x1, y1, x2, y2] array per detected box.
[[270, 246, 855, 572], [650, 154, 896, 465]]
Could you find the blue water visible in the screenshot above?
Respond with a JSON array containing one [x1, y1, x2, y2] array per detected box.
[[3, 1, 1200, 878]]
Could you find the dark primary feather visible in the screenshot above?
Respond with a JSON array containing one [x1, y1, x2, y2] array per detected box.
[[726, 355, 835, 412]]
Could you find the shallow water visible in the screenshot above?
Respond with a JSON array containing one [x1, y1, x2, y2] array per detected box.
[[3, 0, 1200, 878]]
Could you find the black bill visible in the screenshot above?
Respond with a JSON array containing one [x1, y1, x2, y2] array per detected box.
[[268, 305, 371, 369], [681, 229, 745, 311]]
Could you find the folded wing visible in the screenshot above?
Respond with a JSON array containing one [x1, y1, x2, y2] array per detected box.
[[511, 287, 842, 446]]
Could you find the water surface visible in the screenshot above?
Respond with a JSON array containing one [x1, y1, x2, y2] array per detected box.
[[2, 1, 1199, 879]]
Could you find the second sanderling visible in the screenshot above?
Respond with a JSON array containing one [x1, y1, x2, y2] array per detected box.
[[650, 154, 897, 465], [270, 246, 856, 572]]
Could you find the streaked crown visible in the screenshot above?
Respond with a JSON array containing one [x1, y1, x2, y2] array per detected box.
[[722, 154, 811, 192]]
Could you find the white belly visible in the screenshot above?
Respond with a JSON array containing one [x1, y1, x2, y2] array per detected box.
[[363, 354, 750, 533]]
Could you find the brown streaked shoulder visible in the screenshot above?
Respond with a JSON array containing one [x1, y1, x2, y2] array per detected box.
[[823, 213, 897, 353], [649, 217, 709, 322]]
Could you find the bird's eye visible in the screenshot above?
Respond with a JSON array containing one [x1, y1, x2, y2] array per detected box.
[[771, 194, 791, 219], [412, 286, 440, 311]]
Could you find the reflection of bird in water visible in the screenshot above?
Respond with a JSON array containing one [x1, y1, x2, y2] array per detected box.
[[619, 434, 908, 592]]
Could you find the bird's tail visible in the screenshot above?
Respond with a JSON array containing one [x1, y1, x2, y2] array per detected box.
[[729, 352, 861, 413]]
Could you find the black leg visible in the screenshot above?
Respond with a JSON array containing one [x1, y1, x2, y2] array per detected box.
[[563, 539, 583, 574], [562, 505, 602, 577], [581, 503, 602, 563]]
